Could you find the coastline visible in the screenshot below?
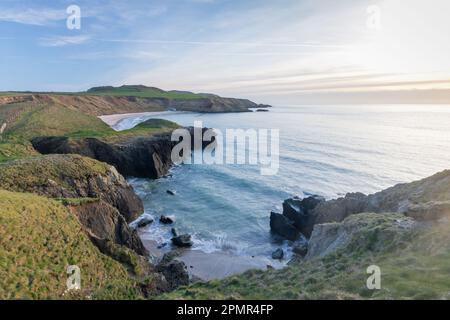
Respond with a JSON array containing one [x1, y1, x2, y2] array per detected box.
[[99, 111, 187, 129]]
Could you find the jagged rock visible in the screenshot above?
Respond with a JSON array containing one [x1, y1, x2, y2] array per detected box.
[[404, 201, 450, 221], [304, 193, 368, 237], [31, 127, 209, 180], [71, 200, 148, 256], [171, 228, 178, 237], [172, 234, 193, 247], [160, 215, 175, 224], [272, 248, 284, 260], [156, 260, 190, 290], [270, 212, 300, 241], [167, 190, 176, 196], [137, 217, 154, 228], [282, 196, 325, 233], [292, 236, 309, 257]]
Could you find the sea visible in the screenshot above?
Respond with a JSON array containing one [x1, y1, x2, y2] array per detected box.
[[111, 105, 450, 261]]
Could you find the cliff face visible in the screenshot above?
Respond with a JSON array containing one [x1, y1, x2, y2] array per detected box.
[[31, 134, 176, 179], [31, 126, 208, 179], [0, 154, 186, 298], [0, 154, 143, 221], [0, 155, 147, 261], [272, 170, 450, 239]]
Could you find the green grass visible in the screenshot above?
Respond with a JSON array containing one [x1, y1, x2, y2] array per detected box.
[[0, 189, 142, 299], [0, 154, 112, 193], [160, 213, 450, 300], [84, 85, 205, 100]]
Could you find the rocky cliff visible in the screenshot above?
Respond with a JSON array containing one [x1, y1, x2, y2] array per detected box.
[[31, 125, 208, 179], [271, 170, 450, 241]]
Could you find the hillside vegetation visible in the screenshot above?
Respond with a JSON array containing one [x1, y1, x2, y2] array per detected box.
[[0, 190, 142, 299], [85, 85, 205, 100]]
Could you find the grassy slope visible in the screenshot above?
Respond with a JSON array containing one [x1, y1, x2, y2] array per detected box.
[[0, 189, 142, 299], [0, 154, 110, 193], [162, 213, 450, 300]]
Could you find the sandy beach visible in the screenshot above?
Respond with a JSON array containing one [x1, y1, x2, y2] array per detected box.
[[99, 111, 184, 129]]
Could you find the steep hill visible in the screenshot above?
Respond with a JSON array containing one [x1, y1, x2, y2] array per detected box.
[[0, 189, 142, 299]]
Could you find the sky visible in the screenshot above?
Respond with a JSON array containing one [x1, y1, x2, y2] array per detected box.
[[1, 0, 450, 104]]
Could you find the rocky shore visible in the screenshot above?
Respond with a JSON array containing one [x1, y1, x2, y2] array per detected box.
[[270, 169, 450, 261]]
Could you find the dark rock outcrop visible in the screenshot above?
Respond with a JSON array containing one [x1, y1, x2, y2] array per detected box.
[[32, 127, 210, 180], [160, 215, 175, 224], [272, 248, 284, 260], [270, 196, 325, 240], [172, 234, 193, 248], [307, 170, 450, 235], [136, 216, 154, 228], [278, 170, 450, 243], [32, 134, 175, 180], [270, 212, 300, 241], [71, 200, 147, 256]]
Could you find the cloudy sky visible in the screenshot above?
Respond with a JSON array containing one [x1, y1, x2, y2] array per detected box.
[[1, 0, 450, 104]]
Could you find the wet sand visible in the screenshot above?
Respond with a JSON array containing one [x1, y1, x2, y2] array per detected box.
[[176, 250, 285, 281]]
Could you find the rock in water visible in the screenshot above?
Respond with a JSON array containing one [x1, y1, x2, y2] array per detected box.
[[166, 190, 176, 196], [171, 228, 178, 237], [137, 217, 154, 228], [272, 248, 284, 260], [282, 195, 325, 230], [282, 198, 306, 229], [270, 212, 300, 241], [172, 234, 193, 247], [160, 215, 175, 224]]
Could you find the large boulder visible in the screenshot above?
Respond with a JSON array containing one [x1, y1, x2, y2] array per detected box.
[[172, 234, 193, 247], [70, 200, 147, 256], [270, 212, 300, 241]]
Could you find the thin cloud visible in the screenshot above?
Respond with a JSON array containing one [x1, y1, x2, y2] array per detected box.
[[100, 38, 349, 48], [0, 8, 66, 26], [39, 35, 91, 47]]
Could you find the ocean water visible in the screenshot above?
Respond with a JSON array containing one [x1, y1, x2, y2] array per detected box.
[[118, 105, 450, 260]]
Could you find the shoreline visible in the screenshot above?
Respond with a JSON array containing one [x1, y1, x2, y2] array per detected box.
[[99, 111, 178, 128]]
